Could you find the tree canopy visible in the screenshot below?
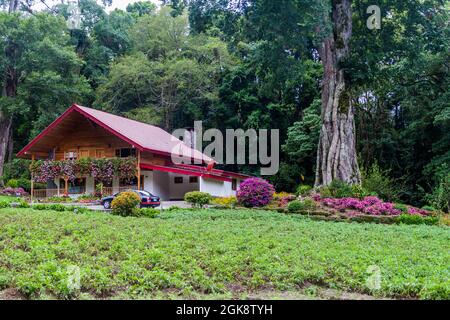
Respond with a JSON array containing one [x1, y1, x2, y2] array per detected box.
[[0, 0, 448, 208]]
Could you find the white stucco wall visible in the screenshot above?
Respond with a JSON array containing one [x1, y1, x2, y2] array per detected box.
[[199, 177, 235, 197], [113, 177, 120, 194], [153, 171, 170, 200], [168, 173, 199, 200], [86, 176, 95, 194], [142, 170, 154, 194]]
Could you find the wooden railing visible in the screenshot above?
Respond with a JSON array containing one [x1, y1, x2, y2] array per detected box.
[[32, 186, 140, 199], [33, 189, 60, 199], [98, 186, 139, 197]]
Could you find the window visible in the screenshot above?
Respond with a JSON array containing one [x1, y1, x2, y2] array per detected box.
[[60, 178, 86, 194], [174, 177, 183, 184], [115, 148, 136, 158], [232, 179, 237, 191], [189, 176, 198, 184], [120, 176, 144, 189], [95, 149, 105, 158], [65, 151, 77, 160]]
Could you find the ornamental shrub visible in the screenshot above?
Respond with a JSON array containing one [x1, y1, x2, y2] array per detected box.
[[288, 199, 316, 212], [16, 178, 31, 191], [396, 214, 439, 226], [184, 191, 212, 208], [426, 172, 450, 213], [319, 180, 354, 198], [362, 162, 398, 201], [211, 196, 237, 208], [237, 178, 275, 208], [296, 185, 313, 196], [6, 179, 19, 188], [2, 187, 23, 196], [111, 191, 141, 216]]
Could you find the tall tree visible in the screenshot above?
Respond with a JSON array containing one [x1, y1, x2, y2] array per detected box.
[[0, 11, 91, 183], [315, 0, 360, 186]]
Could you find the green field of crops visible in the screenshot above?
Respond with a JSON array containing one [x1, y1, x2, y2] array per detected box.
[[0, 208, 448, 300]]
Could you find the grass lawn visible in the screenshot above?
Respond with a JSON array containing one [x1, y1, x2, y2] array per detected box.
[[0, 195, 20, 203], [0, 208, 448, 300]]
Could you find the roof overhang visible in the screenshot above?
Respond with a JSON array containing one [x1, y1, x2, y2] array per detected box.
[[140, 163, 236, 182], [17, 104, 208, 164]]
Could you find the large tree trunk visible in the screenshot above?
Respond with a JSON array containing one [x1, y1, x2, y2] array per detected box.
[[315, 0, 361, 186], [0, 113, 12, 183], [0, 48, 18, 185]]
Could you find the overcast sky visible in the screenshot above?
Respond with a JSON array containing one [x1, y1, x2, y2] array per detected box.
[[32, 0, 160, 13], [107, 0, 160, 12]]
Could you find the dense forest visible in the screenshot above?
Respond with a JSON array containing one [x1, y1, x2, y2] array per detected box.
[[0, 0, 449, 210]]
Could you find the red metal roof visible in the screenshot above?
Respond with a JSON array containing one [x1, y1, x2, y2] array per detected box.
[[17, 104, 212, 164], [140, 163, 251, 182]]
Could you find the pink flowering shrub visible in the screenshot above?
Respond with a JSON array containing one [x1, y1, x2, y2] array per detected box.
[[318, 195, 427, 216], [407, 207, 430, 216], [237, 178, 275, 208], [1, 187, 28, 197], [31, 158, 137, 183]]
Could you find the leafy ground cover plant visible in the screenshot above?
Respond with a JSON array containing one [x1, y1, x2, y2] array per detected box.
[[43, 196, 72, 203], [0, 208, 447, 299]]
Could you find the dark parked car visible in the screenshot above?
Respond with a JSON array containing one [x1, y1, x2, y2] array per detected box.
[[101, 190, 160, 209]]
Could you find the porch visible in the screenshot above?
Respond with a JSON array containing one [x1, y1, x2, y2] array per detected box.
[[32, 175, 141, 199]]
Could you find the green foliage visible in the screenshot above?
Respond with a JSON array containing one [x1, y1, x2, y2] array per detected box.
[[111, 191, 141, 217], [5, 179, 19, 188], [426, 172, 450, 213], [45, 196, 72, 203], [362, 163, 398, 202], [396, 214, 439, 226], [0, 200, 9, 209], [134, 208, 160, 218], [296, 185, 313, 197], [0, 208, 448, 299], [394, 204, 409, 215], [16, 178, 31, 191], [351, 184, 370, 199], [319, 180, 354, 199], [288, 199, 316, 212], [184, 191, 212, 209], [96, 7, 234, 130], [31, 204, 91, 214], [1, 159, 31, 182]]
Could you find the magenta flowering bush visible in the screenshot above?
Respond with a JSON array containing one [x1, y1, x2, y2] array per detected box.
[[237, 178, 275, 207], [90, 159, 115, 184], [318, 195, 428, 216], [31, 160, 62, 183], [407, 207, 430, 216], [1, 187, 28, 197]]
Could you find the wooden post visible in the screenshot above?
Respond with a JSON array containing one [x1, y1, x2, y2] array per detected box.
[[30, 154, 35, 203], [137, 149, 141, 190], [64, 178, 69, 196]]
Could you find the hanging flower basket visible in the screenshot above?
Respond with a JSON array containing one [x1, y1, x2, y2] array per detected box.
[[31, 157, 137, 183]]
